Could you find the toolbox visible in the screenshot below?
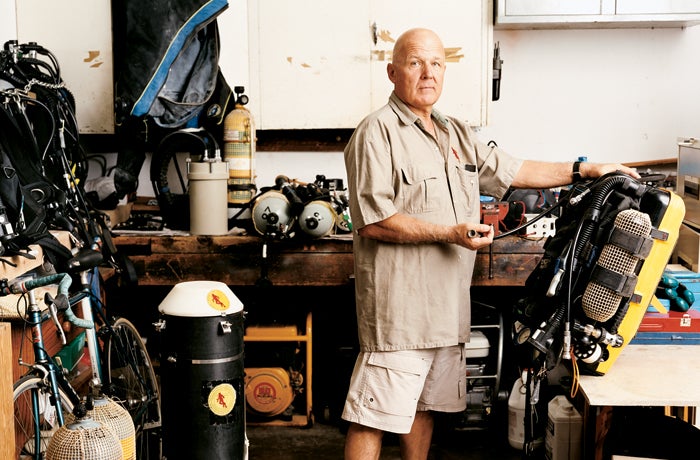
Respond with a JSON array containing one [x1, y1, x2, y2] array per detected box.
[[632, 265, 700, 343]]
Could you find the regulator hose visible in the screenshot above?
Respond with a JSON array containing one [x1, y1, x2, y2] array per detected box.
[[571, 173, 640, 262]]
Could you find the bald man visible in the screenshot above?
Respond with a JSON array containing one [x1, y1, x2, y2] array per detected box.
[[342, 28, 637, 459]]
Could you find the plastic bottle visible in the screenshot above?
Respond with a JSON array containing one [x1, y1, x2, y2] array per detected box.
[[223, 86, 256, 206], [508, 371, 544, 450], [545, 395, 582, 460], [508, 372, 526, 449]]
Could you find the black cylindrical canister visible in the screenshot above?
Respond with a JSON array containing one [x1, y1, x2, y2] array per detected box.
[[157, 281, 246, 459]]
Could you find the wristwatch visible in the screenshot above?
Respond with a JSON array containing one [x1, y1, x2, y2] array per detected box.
[[572, 161, 583, 182]]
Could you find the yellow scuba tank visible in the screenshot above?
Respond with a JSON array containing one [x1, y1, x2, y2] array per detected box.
[[223, 86, 256, 206]]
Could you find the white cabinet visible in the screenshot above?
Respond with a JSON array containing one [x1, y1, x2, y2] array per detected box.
[[617, 0, 700, 15], [15, 0, 114, 134], [495, 0, 700, 29], [501, 0, 613, 16], [248, 0, 491, 129]]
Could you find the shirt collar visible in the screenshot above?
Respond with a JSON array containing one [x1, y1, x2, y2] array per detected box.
[[388, 91, 449, 130]]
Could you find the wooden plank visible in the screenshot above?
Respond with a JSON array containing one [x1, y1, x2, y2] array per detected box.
[[114, 235, 354, 255], [130, 252, 355, 287], [473, 253, 542, 286], [0, 322, 15, 460], [624, 157, 676, 168], [482, 236, 548, 254], [256, 128, 354, 152], [115, 235, 543, 287]]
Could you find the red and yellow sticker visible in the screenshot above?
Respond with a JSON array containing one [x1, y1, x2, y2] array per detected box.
[[208, 383, 236, 416], [207, 289, 230, 311]]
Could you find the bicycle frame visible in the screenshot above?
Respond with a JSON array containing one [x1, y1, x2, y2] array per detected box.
[[22, 287, 83, 426], [76, 266, 104, 388], [10, 273, 86, 457]]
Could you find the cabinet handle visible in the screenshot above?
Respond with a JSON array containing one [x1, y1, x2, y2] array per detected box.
[[371, 21, 377, 45]]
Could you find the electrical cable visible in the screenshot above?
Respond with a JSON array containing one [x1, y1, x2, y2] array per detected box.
[[570, 348, 580, 398]]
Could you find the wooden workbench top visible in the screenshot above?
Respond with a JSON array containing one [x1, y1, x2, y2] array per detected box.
[[111, 233, 545, 287]]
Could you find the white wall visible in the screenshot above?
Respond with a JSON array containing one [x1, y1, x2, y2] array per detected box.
[[479, 26, 700, 165], [0, 0, 16, 39]]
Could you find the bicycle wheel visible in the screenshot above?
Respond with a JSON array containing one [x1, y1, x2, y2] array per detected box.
[[13, 374, 75, 460], [106, 317, 162, 460]]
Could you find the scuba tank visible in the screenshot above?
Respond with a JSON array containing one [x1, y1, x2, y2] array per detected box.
[[223, 86, 256, 207]]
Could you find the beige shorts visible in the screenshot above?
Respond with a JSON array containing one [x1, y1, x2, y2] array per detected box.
[[341, 345, 466, 434]]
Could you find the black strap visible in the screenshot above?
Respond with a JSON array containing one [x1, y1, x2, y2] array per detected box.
[[572, 161, 583, 182], [607, 226, 653, 259], [590, 264, 638, 297]]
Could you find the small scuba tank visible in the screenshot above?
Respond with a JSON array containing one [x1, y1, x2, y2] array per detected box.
[[47, 400, 123, 460], [67, 395, 136, 460], [223, 86, 256, 206]]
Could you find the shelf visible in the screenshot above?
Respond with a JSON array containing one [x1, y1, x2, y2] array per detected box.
[[243, 312, 313, 427]]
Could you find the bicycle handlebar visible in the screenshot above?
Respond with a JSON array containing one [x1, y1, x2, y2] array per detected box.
[[1, 273, 94, 329]]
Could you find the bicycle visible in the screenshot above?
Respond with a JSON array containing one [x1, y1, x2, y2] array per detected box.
[[10, 248, 162, 460]]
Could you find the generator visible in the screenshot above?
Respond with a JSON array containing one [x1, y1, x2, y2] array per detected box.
[[243, 313, 313, 427]]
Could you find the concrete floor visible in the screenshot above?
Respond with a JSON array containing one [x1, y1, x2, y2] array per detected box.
[[245, 418, 528, 460]]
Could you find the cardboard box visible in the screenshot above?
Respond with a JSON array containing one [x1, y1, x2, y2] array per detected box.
[[675, 223, 700, 272]]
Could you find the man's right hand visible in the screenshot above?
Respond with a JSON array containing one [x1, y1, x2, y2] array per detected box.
[[453, 223, 493, 250]]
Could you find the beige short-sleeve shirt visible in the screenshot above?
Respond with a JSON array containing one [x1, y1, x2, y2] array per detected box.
[[344, 93, 522, 351]]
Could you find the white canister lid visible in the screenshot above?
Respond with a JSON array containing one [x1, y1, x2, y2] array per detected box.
[[158, 281, 244, 317]]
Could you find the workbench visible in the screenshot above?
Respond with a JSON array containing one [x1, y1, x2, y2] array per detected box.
[[576, 344, 700, 460], [110, 233, 546, 287], [107, 232, 545, 426]]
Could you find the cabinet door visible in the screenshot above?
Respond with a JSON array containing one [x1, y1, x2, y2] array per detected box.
[[616, 0, 700, 15], [369, 0, 490, 126], [248, 0, 372, 130], [15, 0, 114, 134], [249, 0, 489, 130], [496, 0, 700, 28], [501, 0, 610, 16]]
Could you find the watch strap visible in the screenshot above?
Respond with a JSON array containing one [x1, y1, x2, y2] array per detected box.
[[573, 161, 582, 181]]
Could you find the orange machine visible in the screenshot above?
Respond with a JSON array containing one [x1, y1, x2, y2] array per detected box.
[[243, 313, 313, 427]]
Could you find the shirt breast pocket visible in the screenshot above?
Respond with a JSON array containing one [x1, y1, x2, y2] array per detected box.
[[400, 165, 444, 214], [455, 165, 479, 221]]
